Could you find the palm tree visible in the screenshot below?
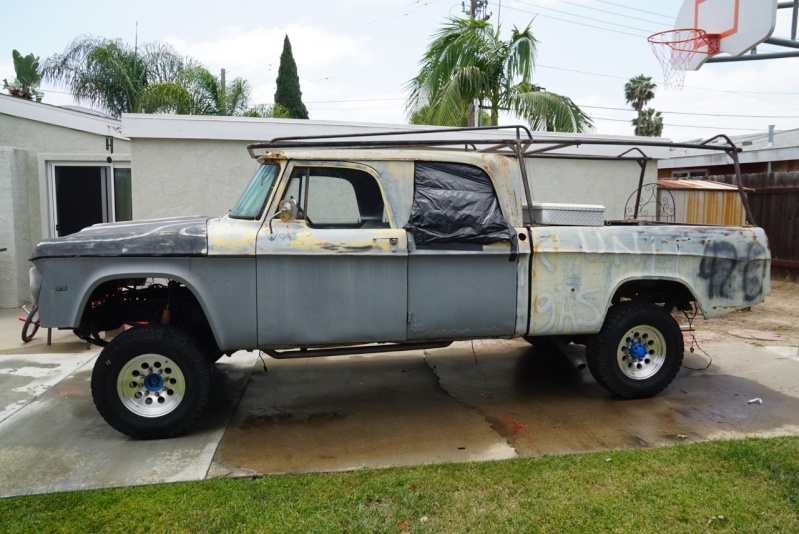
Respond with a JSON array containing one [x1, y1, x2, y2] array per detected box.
[[406, 17, 592, 132], [632, 108, 664, 137], [409, 103, 490, 127], [624, 74, 657, 136], [43, 35, 260, 119], [138, 66, 252, 116], [42, 36, 193, 118]]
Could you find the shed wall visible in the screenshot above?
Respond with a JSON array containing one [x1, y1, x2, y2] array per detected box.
[[672, 190, 747, 226]]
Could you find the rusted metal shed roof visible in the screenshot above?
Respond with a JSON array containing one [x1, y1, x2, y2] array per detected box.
[[658, 179, 754, 192]]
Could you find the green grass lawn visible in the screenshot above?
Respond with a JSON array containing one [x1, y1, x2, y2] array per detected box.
[[1, 436, 798, 533]]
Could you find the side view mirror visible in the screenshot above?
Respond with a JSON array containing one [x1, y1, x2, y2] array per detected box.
[[277, 198, 298, 221], [268, 198, 299, 239]]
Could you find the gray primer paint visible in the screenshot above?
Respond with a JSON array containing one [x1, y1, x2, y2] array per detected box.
[[33, 256, 257, 351]]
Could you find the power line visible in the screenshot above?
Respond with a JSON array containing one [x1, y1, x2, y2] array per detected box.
[[534, 63, 799, 96], [552, 0, 668, 27], [311, 60, 417, 82], [228, 0, 449, 79], [305, 97, 404, 104], [582, 104, 799, 119], [499, 3, 647, 38], [506, 0, 656, 35], [592, 0, 673, 20], [592, 115, 769, 132], [308, 104, 403, 111]]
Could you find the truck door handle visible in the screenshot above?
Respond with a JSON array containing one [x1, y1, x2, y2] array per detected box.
[[373, 237, 399, 252]]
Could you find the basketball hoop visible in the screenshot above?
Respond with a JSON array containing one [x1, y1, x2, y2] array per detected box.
[[648, 28, 720, 90]]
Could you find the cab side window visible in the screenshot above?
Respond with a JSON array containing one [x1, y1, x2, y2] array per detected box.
[[282, 167, 389, 229]]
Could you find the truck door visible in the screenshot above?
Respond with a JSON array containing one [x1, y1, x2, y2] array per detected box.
[[405, 162, 519, 340], [255, 163, 408, 347]]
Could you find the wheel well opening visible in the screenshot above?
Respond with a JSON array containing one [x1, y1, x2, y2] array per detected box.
[[78, 278, 219, 354], [612, 279, 694, 312]]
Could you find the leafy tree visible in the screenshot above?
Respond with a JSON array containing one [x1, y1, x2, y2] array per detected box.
[[632, 108, 664, 137], [274, 35, 309, 119], [242, 103, 291, 118], [406, 17, 592, 132], [624, 74, 658, 136], [3, 50, 43, 101]]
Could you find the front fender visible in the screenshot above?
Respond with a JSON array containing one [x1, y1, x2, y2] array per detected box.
[[33, 256, 257, 351]]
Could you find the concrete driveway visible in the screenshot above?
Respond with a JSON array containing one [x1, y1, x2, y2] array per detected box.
[[1, 308, 798, 498]]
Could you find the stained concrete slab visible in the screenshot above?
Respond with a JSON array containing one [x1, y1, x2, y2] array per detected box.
[[1, 301, 799, 499], [426, 338, 799, 455], [728, 329, 785, 341], [764, 345, 799, 363], [0, 352, 99, 424], [212, 351, 517, 476], [0, 351, 257, 498]]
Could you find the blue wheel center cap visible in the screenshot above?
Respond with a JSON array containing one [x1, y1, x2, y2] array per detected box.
[[630, 343, 648, 360], [144, 373, 164, 391]]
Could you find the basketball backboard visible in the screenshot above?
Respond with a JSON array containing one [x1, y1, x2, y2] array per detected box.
[[674, 0, 778, 70]]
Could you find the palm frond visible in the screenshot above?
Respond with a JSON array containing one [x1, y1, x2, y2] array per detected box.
[[509, 88, 594, 133]]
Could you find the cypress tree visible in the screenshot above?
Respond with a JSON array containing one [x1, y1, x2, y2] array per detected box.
[[274, 35, 309, 119]]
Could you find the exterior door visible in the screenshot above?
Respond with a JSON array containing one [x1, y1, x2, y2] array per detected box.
[[405, 161, 519, 340], [255, 163, 408, 348], [407, 242, 519, 340]]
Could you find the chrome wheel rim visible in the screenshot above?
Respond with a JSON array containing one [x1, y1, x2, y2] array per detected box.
[[616, 325, 667, 380], [117, 354, 185, 417]]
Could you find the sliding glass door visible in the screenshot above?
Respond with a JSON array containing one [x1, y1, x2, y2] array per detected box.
[[48, 162, 132, 237]]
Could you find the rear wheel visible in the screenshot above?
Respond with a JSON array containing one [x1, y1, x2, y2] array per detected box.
[[91, 324, 212, 439], [587, 301, 683, 399], [21, 306, 40, 343]]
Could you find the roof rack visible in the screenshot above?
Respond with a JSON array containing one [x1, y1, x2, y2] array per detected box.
[[246, 125, 754, 226]]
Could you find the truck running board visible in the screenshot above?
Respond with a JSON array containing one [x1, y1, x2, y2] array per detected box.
[[263, 341, 453, 359]]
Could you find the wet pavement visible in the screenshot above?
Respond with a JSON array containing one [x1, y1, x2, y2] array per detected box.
[[1, 306, 798, 498], [212, 352, 515, 477]]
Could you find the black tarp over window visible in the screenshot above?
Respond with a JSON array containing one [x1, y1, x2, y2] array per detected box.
[[405, 162, 517, 254]]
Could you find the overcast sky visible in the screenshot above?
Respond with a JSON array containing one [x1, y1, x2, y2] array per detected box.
[[3, 0, 798, 142]]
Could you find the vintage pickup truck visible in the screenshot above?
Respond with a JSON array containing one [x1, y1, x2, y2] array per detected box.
[[28, 126, 771, 439]]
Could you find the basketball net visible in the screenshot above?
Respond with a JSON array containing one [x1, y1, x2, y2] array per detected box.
[[648, 29, 720, 90]]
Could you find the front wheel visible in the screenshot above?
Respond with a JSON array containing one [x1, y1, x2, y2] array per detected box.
[[586, 301, 683, 399], [91, 324, 212, 439]]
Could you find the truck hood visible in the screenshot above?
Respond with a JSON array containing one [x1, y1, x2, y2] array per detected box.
[[30, 216, 208, 260]]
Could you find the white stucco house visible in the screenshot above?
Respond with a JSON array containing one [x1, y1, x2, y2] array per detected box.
[[1, 94, 663, 308], [0, 95, 130, 308]]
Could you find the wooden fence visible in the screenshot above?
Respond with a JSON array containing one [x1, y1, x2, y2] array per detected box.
[[712, 171, 799, 280]]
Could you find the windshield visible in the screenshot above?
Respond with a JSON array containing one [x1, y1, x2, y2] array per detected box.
[[230, 163, 280, 219]]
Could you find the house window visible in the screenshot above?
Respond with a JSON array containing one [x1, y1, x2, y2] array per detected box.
[[671, 169, 707, 179]]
